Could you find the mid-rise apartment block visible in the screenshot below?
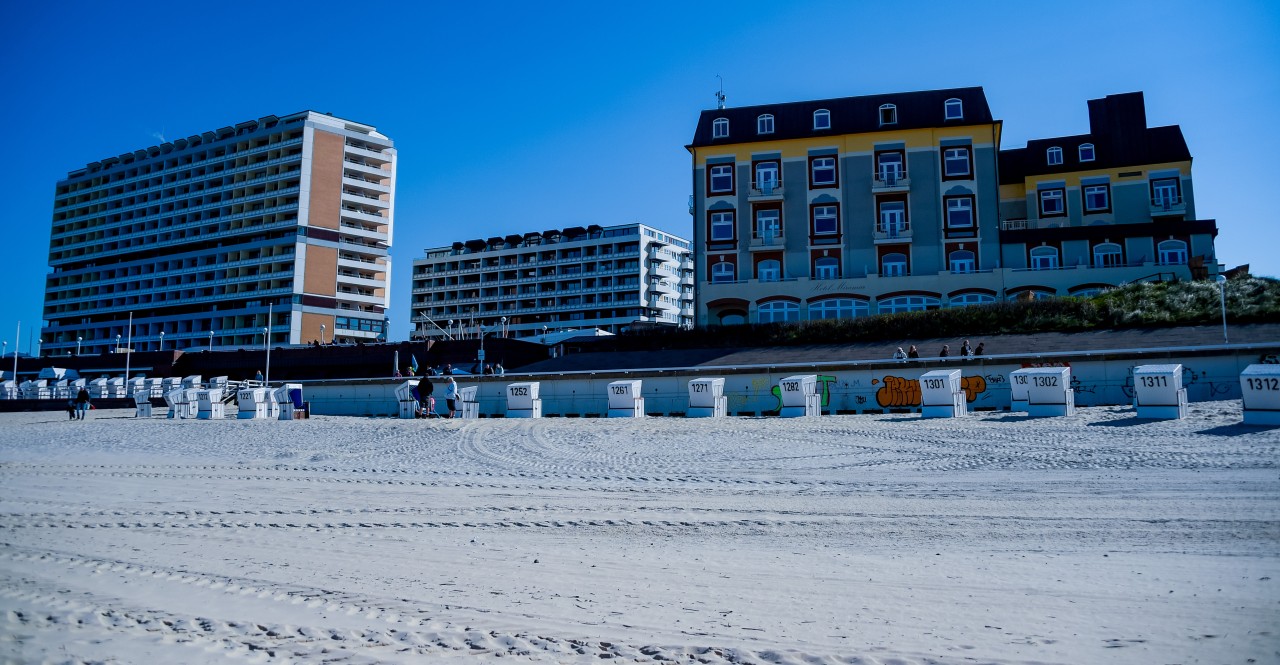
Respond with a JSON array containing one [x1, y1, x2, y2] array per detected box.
[[42, 111, 396, 354], [688, 88, 1219, 325], [410, 224, 693, 339]]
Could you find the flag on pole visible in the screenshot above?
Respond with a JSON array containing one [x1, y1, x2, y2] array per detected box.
[[410, 354, 419, 375]]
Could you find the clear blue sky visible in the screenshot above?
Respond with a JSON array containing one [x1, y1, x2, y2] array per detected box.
[[2, 0, 1277, 350]]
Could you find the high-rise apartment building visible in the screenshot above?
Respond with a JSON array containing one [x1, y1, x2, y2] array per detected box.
[[410, 224, 693, 339], [687, 88, 1219, 325], [42, 111, 395, 354]]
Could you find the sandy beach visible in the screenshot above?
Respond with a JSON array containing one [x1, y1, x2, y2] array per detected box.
[[1, 404, 1277, 664]]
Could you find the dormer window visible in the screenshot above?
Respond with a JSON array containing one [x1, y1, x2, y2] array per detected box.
[[1047, 146, 1063, 166], [879, 104, 897, 126], [944, 98, 963, 120], [712, 117, 729, 139], [813, 109, 830, 130], [1079, 143, 1095, 162], [757, 114, 775, 135]]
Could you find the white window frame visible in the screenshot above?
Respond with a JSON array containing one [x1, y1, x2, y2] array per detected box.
[[944, 98, 963, 120], [811, 156, 837, 186], [756, 259, 781, 282], [943, 147, 970, 177], [711, 261, 735, 283], [949, 292, 995, 307], [814, 256, 839, 280], [1078, 143, 1095, 162], [812, 205, 838, 235], [948, 249, 976, 273], [710, 211, 735, 241], [879, 201, 907, 235], [1152, 178, 1180, 207], [809, 298, 867, 320], [755, 209, 781, 241], [1039, 189, 1065, 216], [709, 164, 733, 194], [757, 114, 775, 135], [1083, 184, 1109, 212], [881, 252, 907, 277], [1093, 242, 1123, 268], [813, 109, 831, 130], [878, 295, 938, 314], [1158, 240, 1188, 265], [876, 151, 905, 182], [757, 301, 799, 323], [712, 117, 729, 139], [754, 161, 779, 191], [1046, 146, 1063, 166], [1030, 246, 1060, 270], [946, 197, 974, 228], [879, 104, 897, 126]]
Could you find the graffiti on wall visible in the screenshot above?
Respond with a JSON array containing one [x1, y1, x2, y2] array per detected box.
[[872, 374, 988, 408], [769, 374, 838, 412]]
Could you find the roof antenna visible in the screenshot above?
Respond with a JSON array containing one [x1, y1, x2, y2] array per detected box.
[[715, 75, 726, 109]]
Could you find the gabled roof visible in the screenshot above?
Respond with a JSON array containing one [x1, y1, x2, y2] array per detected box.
[[689, 87, 995, 149]]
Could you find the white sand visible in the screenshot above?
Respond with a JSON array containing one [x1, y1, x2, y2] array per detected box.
[[1, 404, 1276, 664]]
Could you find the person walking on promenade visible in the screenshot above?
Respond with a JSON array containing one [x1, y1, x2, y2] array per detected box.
[[74, 386, 92, 420], [974, 342, 985, 356], [892, 347, 908, 361], [939, 344, 950, 358], [444, 376, 459, 419], [907, 345, 920, 359], [960, 339, 973, 357]]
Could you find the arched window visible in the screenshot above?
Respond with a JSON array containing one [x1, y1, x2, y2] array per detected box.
[[1158, 240, 1188, 265], [814, 256, 839, 279], [809, 298, 868, 320], [881, 252, 907, 277], [756, 259, 781, 282], [944, 98, 963, 120], [719, 311, 746, 325], [878, 295, 939, 314], [757, 114, 775, 135], [1046, 146, 1063, 166], [1007, 289, 1056, 301], [949, 292, 995, 307], [813, 109, 831, 130], [1030, 245, 1060, 270], [948, 249, 976, 273], [1093, 242, 1123, 268], [879, 104, 897, 126], [1079, 143, 1095, 162], [711, 261, 735, 283], [757, 301, 799, 323], [712, 117, 729, 139]]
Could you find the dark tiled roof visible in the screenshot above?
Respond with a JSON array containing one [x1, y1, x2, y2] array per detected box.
[[689, 87, 995, 148]]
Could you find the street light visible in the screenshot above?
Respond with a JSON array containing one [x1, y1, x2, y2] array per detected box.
[[208, 330, 215, 352], [115, 334, 121, 353], [447, 320, 454, 340], [501, 316, 508, 338], [320, 324, 326, 345], [263, 327, 272, 386], [158, 331, 164, 351], [1216, 274, 1229, 344]]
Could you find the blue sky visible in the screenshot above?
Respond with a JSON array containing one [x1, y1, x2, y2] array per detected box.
[[2, 0, 1277, 350]]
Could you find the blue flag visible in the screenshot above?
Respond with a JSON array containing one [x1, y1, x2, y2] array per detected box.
[[410, 354, 419, 375]]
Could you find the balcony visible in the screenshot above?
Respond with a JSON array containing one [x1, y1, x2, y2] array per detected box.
[[747, 180, 785, 201], [1150, 197, 1187, 217], [871, 170, 910, 192], [749, 231, 786, 250], [873, 223, 912, 242]]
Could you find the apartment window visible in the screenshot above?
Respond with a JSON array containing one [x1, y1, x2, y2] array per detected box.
[[756, 259, 781, 282], [711, 261, 736, 283], [814, 256, 839, 279], [876, 151, 905, 183], [943, 147, 971, 178], [945, 196, 974, 228], [944, 98, 963, 120], [709, 211, 735, 241], [1093, 242, 1123, 267], [878, 295, 938, 313], [1158, 240, 1188, 265], [813, 109, 831, 130], [878, 201, 907, 236], [758, 300, 799, 323], [1047, 146, 1063, 166], [754, 161, 779, 192], [809, 298, 867, 320], [949, 249, 976, 273], [1079, 143, 1095, 162], [709, 164, 734, 194], [812, 205, 838, 235], [881, 252, 907, 277], [712, 117, 729, 139], [755, 209, 781, 241], [757, 114, 775, 135], [1151, 178, 1181, 207], [1083, 184, 1110, 212], [1039, 188, 1065, 216], [879, 104, 897, 126], [1030, 245, 1060, 270], [810, 156, 837, 187]]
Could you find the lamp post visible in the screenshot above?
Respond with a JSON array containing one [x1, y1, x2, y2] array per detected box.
[[542, 325, 548, 344], [76, 337, 82, 355], [263, 327, 272, 386], [501, 316, 508, 338], [208, 330, 215, 352], [320, 324, 326, 345], [1216, 274, 1229, 344], [35, 338, 41, 358], [447, 320, 454, 341], [115, 334, 121, 353], [158, 331, 164, 351]]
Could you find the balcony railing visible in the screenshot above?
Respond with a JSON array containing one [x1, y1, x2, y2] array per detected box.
[[748, 180, 784, 199], [873, 223, 911, 241], [750, 231, 785, 249], [1150, 197, 1186, 214], [872, 170, 910, 191]]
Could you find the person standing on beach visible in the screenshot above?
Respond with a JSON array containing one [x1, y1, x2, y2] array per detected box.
[[418, 375, 435, 418], [74, 386, 91, 420], [443, 376, 458, 418]]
